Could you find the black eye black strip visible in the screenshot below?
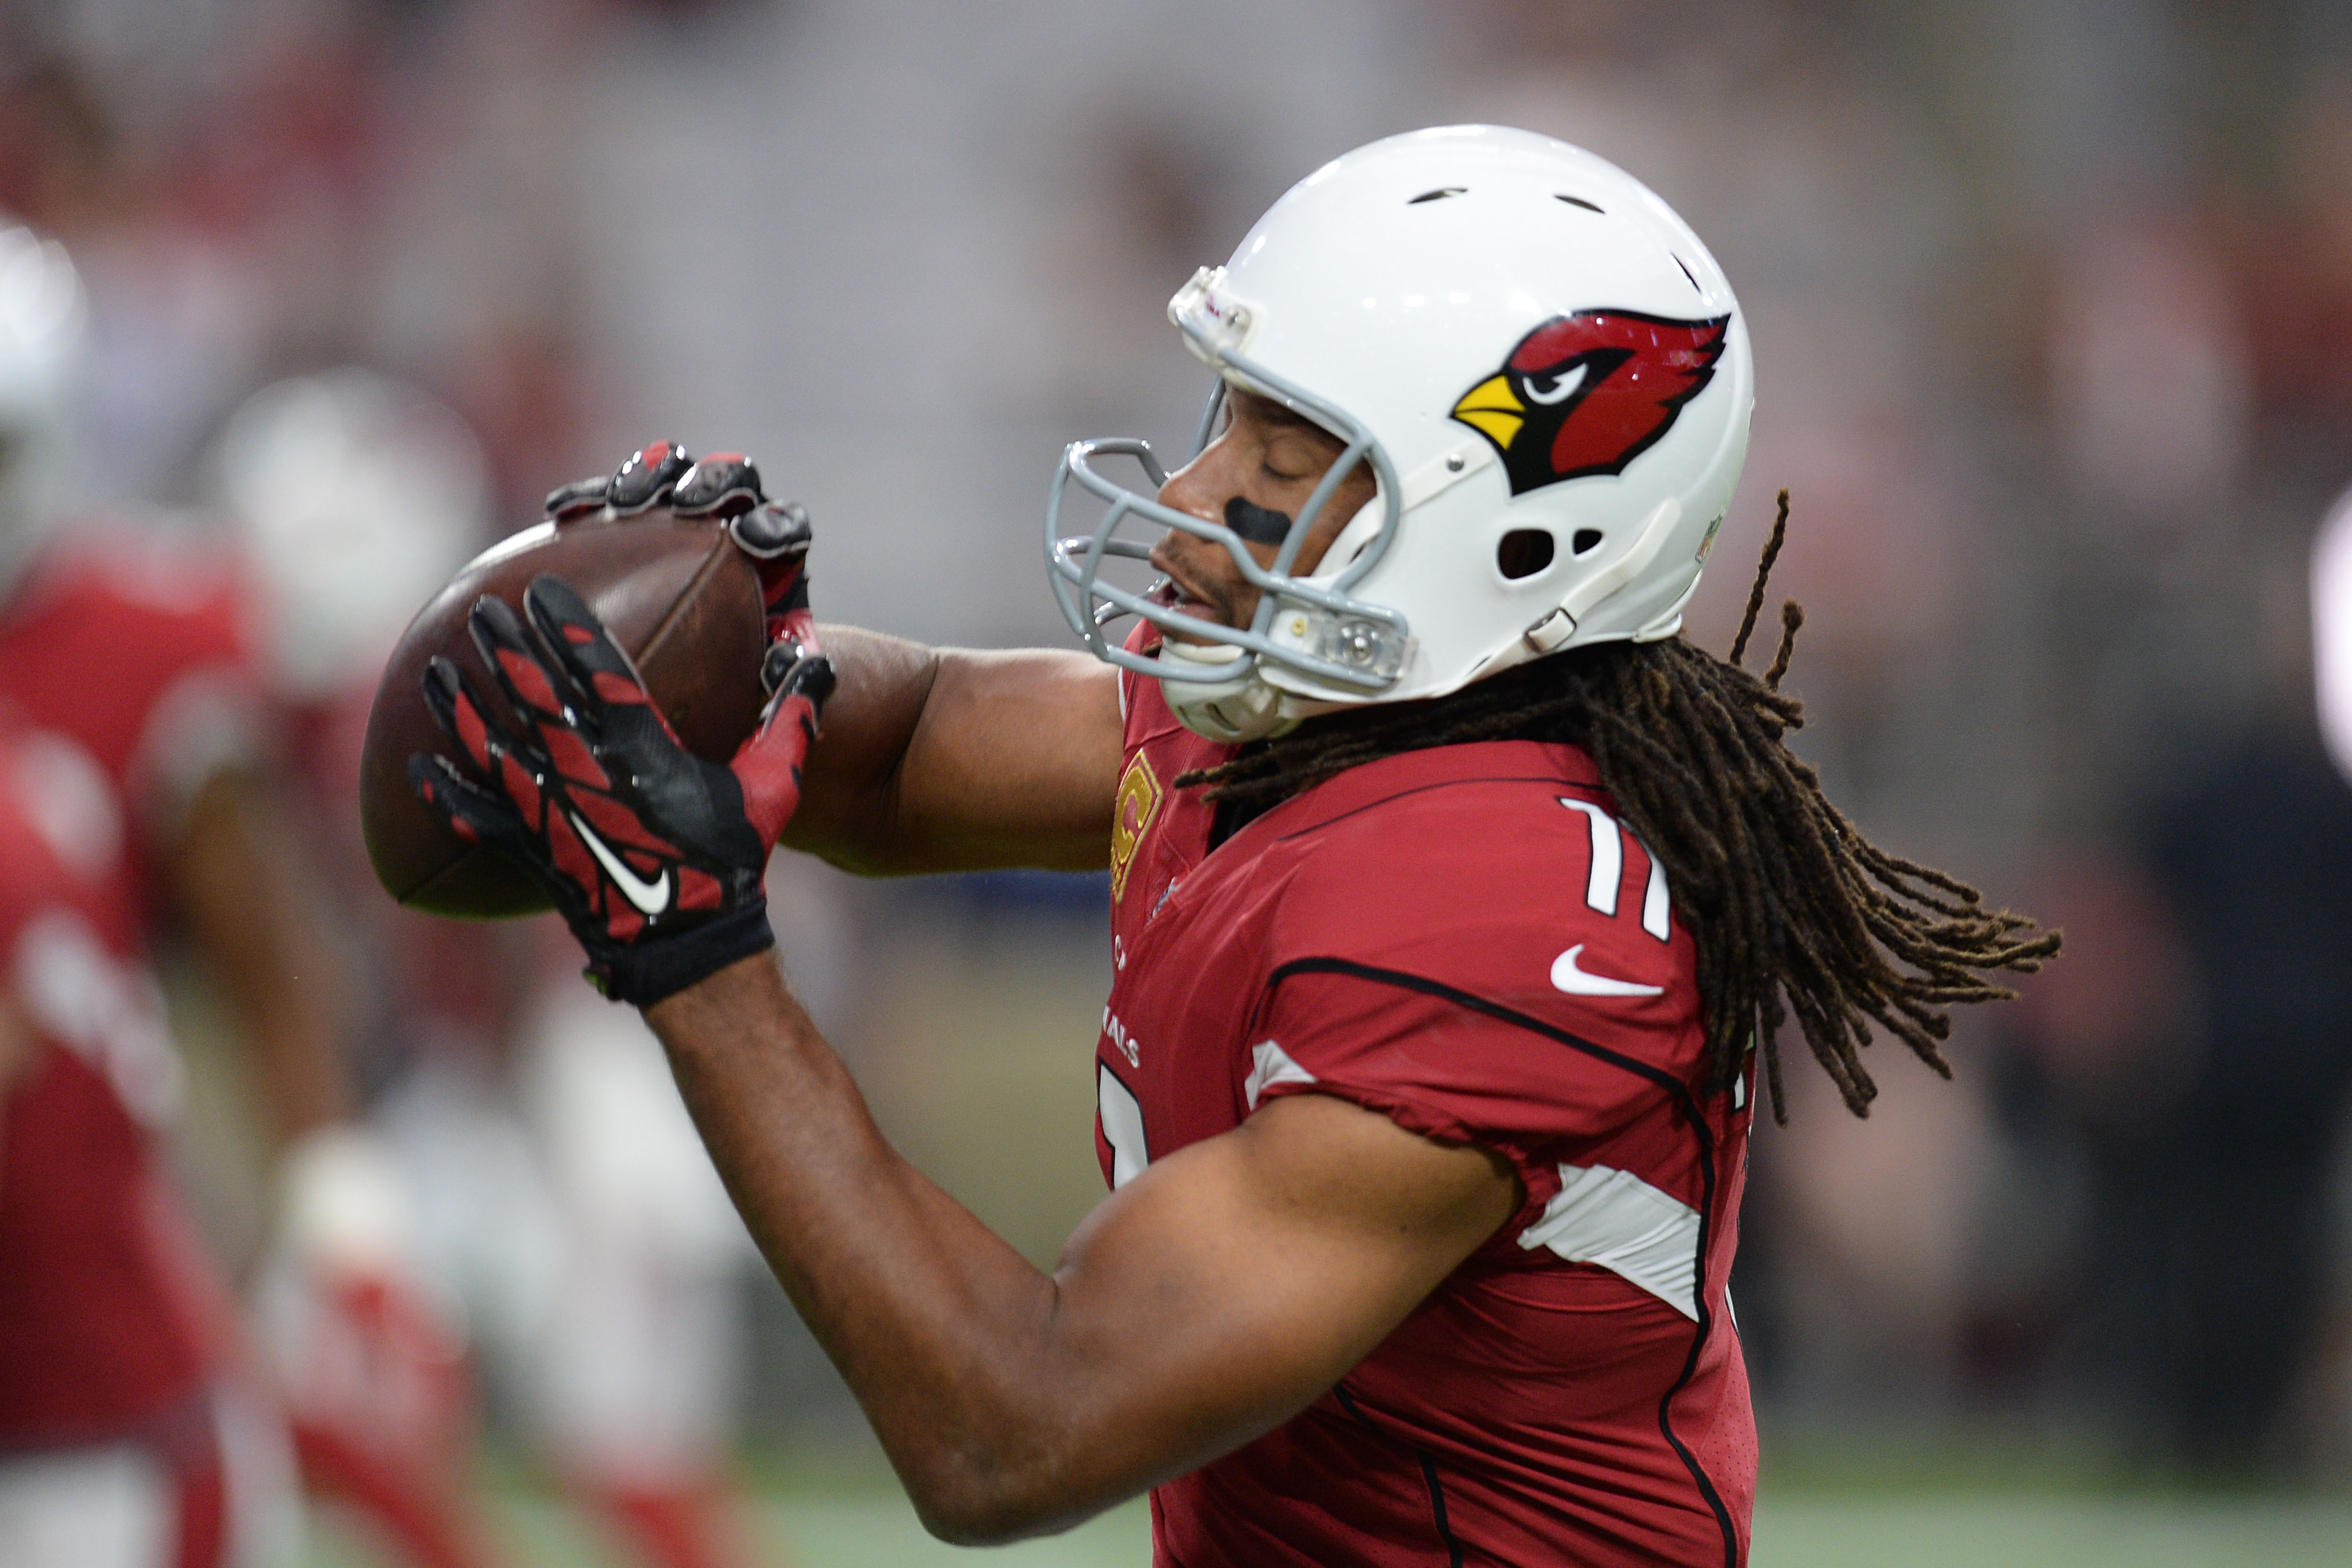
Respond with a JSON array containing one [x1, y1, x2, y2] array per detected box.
[[1225, 496, 1294, 546]]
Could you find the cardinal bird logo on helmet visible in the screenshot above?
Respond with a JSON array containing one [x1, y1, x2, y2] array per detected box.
[[1451, 310, 1731, 496]]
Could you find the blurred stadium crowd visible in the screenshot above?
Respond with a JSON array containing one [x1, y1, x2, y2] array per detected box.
[[0, 0, 2349, 1563]]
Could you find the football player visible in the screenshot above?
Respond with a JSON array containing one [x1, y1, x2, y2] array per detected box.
[[0, 711, 308, 1568], [0, 228, 499, 1568], [415, 127, 2055, 1567]]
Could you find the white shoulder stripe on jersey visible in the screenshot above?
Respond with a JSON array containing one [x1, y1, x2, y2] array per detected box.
[[1516, 1161, 1701, 1321], [1244, 1039, 1316, 1110]]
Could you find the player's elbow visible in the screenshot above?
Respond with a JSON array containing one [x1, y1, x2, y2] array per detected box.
[[901, 1446, 1099, 1547], [910, 1489, 1038, 1548]]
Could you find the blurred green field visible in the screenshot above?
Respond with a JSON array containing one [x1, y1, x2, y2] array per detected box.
[[314, 1481, 2352, 1568]]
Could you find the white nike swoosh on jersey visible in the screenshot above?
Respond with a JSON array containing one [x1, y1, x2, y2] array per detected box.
[[570, 811, 671, 915], [1550, 944, 1664, 997]]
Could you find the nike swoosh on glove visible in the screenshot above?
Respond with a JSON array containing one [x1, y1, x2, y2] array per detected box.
[[409, 575, 834, 1006]]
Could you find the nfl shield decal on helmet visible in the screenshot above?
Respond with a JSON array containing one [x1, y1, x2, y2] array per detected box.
[[1452, 310, 1731, 495]]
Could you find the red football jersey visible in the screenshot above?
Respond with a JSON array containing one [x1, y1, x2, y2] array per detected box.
[[0, 533, 261, 1447], [0, 721, 214, 1446], [1096, 645, 1756, 1568], [0, 529, 261, 944]]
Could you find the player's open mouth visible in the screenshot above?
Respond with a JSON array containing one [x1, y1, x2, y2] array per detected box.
[[1149, 574, 1225, 623]]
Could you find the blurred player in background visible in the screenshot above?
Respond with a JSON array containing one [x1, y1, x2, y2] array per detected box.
[[214, 368, 773, 1568], [0, 709, 304, 1567], [0, 224, 499, 1568]]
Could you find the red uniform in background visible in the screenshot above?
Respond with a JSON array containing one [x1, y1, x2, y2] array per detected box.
[[0, 529, 261, 1455], [0, 527, 507, 1568], [0, 529, 259, 942], [0, 537, 287, 1567], [1097, 642, 1756, 1568]]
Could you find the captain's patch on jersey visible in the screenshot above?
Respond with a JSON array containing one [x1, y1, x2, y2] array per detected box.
[[1109, 751, 1163, 901]]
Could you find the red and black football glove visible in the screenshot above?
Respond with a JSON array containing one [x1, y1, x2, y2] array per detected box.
[[408, 575, 833, 1006], [543, 441, 816, 657], [554, 443, 827, 844]]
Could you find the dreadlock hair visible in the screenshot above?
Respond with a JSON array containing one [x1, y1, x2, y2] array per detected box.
[[1175, 491, 2058, 1124]]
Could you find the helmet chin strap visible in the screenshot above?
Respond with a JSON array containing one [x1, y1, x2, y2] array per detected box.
[[1160, 488, 1394, 744], [1157, 639, 1304, 744]]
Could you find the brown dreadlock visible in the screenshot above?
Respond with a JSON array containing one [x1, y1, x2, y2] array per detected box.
[[1175, 491, 2058, 1124]]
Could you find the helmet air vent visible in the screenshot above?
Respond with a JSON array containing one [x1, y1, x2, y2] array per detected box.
[[1408, 187, 1467, 204], [1555, 195, 1604, 213], [1672, 255, 1701, 291], [1498, 529, 1555, 580], [1571, 528, 1605, 557]]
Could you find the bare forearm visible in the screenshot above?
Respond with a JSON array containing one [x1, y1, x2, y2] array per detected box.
[[644, 955, 1103, 1540], [781, 626, 1118, 878], [645, 952, 1518, 1542], [775, 626, 937, 873]]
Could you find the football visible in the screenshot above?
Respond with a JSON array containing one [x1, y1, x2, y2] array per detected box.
[[359, 509, 768, 917]]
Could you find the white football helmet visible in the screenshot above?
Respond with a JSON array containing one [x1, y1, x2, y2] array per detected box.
[[213, 368, 490, 698], [0, 222, 89, 597], [1047, 125, 1753, 741]]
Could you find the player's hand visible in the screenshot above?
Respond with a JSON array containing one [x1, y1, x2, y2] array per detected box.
[[545, 440, 827, 818], [408, 574, 834, 1005], [543, 441, 817, 654]]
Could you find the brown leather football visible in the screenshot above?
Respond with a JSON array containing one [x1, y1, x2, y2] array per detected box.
[[360, 509, 768, 917]]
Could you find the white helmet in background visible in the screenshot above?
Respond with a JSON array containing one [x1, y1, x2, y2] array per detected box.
[[0, 222, 89, 596], [1049, 125, 1754, 742], [214, 368, 489, 699]]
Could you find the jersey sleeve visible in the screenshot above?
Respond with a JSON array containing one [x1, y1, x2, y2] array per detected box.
[[55, 536, 269, 845], [1243, 767, 1706, 1226], [1250, 963, 1675, 1223], [124, 582, 267, 842]]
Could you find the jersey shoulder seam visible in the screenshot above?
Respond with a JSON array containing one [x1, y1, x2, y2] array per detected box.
[[1265, 955, 1695, 1105]]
